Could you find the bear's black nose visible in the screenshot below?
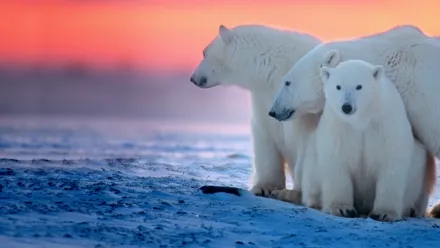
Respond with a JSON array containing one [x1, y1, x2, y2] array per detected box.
[[268, 111, 277, 118], [190, 76, 196, 84], [190, 76, 207, 86], [199, 76, 207, 86], [341, 104, 353, 114]]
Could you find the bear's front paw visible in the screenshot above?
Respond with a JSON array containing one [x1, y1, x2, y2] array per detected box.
[[370, 210, 402, 222], [323, 205, 358, 218], [270, 189, 302, 204], [251, 184, 284, 197]]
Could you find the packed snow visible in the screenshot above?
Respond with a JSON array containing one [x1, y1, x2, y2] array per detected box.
[[0, 117, 439, 248]]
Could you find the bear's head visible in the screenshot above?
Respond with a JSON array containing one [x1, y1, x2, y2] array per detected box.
[[320, 60, 384, 127], [190, 24, 320, 92], [269, 46, 340, 121], [190, 25, 232, 89]]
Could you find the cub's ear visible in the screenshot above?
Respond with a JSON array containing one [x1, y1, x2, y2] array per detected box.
[[219, 25, 235, 45], [322, 49, 341, 67], [319, 66, 331, 82], [372, 65, 384, 80]]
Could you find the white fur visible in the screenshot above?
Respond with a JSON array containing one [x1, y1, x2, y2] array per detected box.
[[405, 140, 431, 217], [270, 114, 321, 204], [306, 60, 427, 221], [270, 25, 440, 164], [190, 24, 321, 195]]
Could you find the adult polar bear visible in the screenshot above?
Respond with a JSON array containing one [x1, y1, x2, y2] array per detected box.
[[190, 24, 321, 196], [269, 25, 439, 216]]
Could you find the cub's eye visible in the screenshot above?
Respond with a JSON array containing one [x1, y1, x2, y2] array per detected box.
[[203, 51, 206, 57], [356, 85, 362, 90], [336, 85, 341, 90], [285, 81, 291, 86]]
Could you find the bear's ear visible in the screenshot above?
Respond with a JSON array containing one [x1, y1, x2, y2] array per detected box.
[[319, 66, 331, 81], [219, 25, 235, 45], [372, 65, 384, 80], [322, 49, 341, 67]]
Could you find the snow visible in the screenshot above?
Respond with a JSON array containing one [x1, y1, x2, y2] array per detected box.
[[0, 117, 439, 248]]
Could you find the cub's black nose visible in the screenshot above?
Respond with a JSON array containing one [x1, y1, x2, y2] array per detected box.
[[341, 104, 353, 114], [268, 111, 277, 118]]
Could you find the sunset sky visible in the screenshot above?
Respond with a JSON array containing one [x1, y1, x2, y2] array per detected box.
[[1, 0, 440, 74]]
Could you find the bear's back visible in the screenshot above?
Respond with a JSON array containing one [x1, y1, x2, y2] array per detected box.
[[359, 25, 426, 41]]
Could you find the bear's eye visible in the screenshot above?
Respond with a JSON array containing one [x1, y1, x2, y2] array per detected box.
[[285, 81, 291, 87], [356, 85, 362, 90], [336, 85, 341, 90]]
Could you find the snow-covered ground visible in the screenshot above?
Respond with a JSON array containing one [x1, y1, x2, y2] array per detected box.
[[0, 117, 439, 248]]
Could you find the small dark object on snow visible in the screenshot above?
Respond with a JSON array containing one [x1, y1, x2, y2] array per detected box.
[[199, 185, 241, 196]]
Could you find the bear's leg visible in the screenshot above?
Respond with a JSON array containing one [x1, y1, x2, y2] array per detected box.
[[406, 146, 432, 218], [371, 160, 407, 222], [270, 143, 318, 205], [250, 125, 285, 197], [290, 142, 308, 199], [413, 192, 429, 217], [302, 181, 322, 210], [418, 151, 436, 217], [404, 95, 440, 160], [297, 156, 321, 209], [321, 160, 357, 218]]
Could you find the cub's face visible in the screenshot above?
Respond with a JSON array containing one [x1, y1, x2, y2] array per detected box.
[[320, 60, 383, 126]]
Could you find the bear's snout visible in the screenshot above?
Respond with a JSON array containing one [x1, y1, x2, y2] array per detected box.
[[341, 103, 354, 115], [268, 108, 295, 122], [190, 75, 197, 84], [190, 75, 208, 87], [268, 111, 277, 118]]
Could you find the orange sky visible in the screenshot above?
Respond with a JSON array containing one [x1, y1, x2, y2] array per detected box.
[[1, 0, 440, 73]]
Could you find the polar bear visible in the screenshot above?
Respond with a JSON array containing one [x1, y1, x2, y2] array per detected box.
[[273, 60, 434, 221], [318, 60, 429, 221], [190, 24, 322, 196], [271, 130, 435, 219], [269, 25, 437, 202]]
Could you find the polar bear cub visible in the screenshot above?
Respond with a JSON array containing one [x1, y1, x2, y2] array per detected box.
[[316, 59, 428, 221]]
